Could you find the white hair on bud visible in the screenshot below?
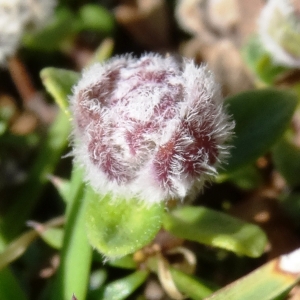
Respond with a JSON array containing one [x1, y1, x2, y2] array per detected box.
[[70, 53, 235, 204]]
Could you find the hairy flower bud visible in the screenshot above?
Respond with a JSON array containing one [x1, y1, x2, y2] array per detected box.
[[70, 53, 234, 203], [259, 0, 300, 68]]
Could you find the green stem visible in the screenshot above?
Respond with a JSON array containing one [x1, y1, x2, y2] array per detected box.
[[50, 166, 92, 300]]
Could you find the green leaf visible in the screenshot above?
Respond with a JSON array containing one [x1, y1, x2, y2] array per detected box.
[[146, 256, 216, 300], [163, 206, 267, 258], [39, 228, 64, 250], [170, 267, 214, 299], [242, 35, 287, 84], [272, 134, 300, 187], [77, 4, 115, 34], [100, 270, 148, 300], [0, 103, 15, 135], [90, 269, 107, 291], [23, 8, 77, 52], [0, 269, 28, 300], [204, 248, 300, 300], [88, 38, 114, 65], [48, 175, 71, 203], [85, 190, 164, 258], [0, 230, 38, 271], [219, 164, 263, 190], [40, 67, 80, 116], [224, 89, 298, 174]]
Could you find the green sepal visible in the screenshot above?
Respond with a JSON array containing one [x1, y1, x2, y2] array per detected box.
[[108, 255, 137, 269], [85, 188, 164, 258]]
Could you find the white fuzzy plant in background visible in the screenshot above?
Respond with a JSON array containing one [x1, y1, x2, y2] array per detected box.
[[0, 0, 56, 64], [259, 0, 300, 68], [70, 53, 234, 204]]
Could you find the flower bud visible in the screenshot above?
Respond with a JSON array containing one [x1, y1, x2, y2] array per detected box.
[[70, 53, 234, 203], [259, 0, 300, 68]]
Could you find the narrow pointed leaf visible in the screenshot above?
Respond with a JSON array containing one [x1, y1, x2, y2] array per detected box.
[[90, 269, 107, 291], [147, 256, 215, 300], [48, 175, 71, 203], [101, 270, 149, 300], [40, 67, 80, 116], [170, 267, 214, 299], [0, 216, 64, 270], [0, 230, 38, 271], [39, 228, 64, 249], [205, 248, 300, 300], [88, 38, 114, 65], [223, 89, 298, 174], [85, 190, 164, 258], [163, 206, 267, 258]]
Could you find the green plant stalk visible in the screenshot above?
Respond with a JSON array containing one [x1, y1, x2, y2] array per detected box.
[[50, 166, 92, 300], [0, 110, 70, 247]]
